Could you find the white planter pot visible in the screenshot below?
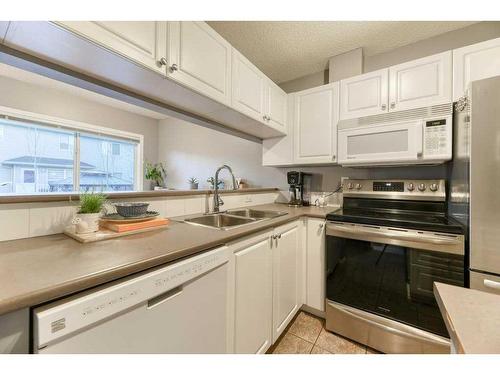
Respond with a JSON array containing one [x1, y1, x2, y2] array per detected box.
[[72, 213, 101, 234]]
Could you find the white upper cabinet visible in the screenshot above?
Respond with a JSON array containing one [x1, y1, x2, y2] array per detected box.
[[265, 79, 288, 132], [231, 49, 266, 122], [453, 37, 500, 100], [232, 50, 287, 133], [340, 69, 388, 120], [56, 21, 167, 74], [294, 82, 339, 164], [262, 95, 294, 166], [389, 51, 452, 111], [167, 22, 232, 106]]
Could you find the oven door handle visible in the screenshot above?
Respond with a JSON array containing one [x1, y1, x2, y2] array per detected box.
[[326, 223, 463, 246]]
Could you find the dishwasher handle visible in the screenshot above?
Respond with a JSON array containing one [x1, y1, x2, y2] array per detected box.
[[147, 286, 183, 309]]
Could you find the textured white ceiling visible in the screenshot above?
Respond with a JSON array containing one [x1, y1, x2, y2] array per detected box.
[[208, 21, 477, 83]]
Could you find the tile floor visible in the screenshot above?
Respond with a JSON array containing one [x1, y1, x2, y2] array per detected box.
[[269, 311, 381, 354]]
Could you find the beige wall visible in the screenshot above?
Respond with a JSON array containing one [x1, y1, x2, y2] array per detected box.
[[364, 21, 500, 72], [0, 75, 159, 187], [279, 70, 328, 93], [158, 117, 286, 190], [279, 21, 500, 92]]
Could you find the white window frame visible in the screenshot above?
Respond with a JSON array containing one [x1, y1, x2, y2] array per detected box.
[[0, 106, 144, 192]]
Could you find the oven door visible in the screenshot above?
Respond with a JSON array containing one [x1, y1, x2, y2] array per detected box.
[[325, 222, 464, 341], [338, 120, 423, 166]]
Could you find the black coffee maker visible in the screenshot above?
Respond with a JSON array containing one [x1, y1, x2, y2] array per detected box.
[[287, 171, 312, 206]]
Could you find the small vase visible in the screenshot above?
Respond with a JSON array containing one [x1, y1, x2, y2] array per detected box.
[[190, 183, 199, 190], [72, 213, 101, 234]]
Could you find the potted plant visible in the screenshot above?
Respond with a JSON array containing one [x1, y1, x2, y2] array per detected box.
[[206, 177, 224, 190], [188, 177, 199, 190], [145, 162, 167, 190], [73, 192, 107, 234]]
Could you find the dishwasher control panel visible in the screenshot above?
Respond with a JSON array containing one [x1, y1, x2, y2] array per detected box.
[[34, 246, 230, 349]]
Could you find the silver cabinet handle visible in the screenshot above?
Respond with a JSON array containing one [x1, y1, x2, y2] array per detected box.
[[332, 155, 336, 161], [169, 63, 178, 72], [158, 57, 167, 67], [381, 104, 387, 110], [390, 102, 396, 109], [270, 235, 275, 249], [319, 223, 324, 229]]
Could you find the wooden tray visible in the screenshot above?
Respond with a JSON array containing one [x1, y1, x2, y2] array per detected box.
[[64, 224, 168, 243]]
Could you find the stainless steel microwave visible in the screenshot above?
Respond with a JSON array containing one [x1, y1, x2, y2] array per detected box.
[[337, 104, 453, 167]]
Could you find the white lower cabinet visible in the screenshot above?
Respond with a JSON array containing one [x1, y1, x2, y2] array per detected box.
[[272, 221, 302, 342], [228, 230, 273, 354], [305, 218, 326, 312], [227, 220, 305, 353]]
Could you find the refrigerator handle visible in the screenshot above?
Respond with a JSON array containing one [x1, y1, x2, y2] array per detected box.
[[483, 279, 500, 291]]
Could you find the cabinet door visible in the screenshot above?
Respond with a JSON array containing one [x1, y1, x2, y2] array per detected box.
[[231, 49, 266, 122], [265, 79, 288, 132], [231, 233, 273, 354], [56, 21, 167, 74], [306, 219, 326, 312], [453, 37, 500, 100], [272, 221, 301, 342], [389, 51, 452, 111], [339, 69, 388, 120], [168, 22, 232, 105], [294, 82, 339, 164], [262, 95, 294, 166]]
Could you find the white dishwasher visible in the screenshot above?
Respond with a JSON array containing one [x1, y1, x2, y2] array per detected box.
[[33, 246, 230, 354]]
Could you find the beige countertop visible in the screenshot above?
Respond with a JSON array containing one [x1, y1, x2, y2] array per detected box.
[[434, 282, 500, 354], [0, 203, 337, 316]]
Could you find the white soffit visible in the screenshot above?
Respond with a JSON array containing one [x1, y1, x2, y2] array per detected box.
[[208, 21, 477, 83]]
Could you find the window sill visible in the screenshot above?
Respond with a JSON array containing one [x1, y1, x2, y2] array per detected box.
[[0, 188, 279, 204]]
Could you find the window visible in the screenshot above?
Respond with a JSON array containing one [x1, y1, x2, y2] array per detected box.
[[59, 135, 70, 151], [0, 113, 142, 195], [112, 143, 121, 156], [80, 135, 136, 192], [23, 169, 35, 183]]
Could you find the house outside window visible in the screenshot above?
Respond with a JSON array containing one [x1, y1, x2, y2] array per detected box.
[[0, 111, 143, 195]]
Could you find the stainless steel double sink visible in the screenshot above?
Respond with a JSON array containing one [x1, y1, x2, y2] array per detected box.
[[183, 208, 288, 230]]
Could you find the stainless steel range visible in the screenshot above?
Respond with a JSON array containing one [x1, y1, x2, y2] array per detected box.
[[325, 179, 465, 354]]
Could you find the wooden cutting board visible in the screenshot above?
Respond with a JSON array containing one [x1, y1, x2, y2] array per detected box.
[[64, 219, 169, 243]]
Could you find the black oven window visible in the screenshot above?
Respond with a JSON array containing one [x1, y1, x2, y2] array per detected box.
[[326, 236, 464, 337]]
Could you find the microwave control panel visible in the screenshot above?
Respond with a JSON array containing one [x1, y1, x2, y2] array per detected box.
[[423, 118, 450, 157]]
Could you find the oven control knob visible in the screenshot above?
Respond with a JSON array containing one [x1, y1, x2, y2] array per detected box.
[[407, 183, 415, 191], [355, 183, 362, 190], [418, 183, 426, 192], [347, 182, 354, 190], [430, 183, 439, 192]]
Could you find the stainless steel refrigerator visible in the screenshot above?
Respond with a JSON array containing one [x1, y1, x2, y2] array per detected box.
[[449, 75, 500, 294]]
